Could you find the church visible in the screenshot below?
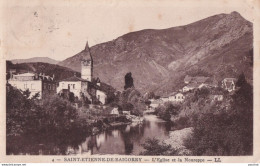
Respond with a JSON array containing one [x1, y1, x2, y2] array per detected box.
[[56, 42, 107, 105]]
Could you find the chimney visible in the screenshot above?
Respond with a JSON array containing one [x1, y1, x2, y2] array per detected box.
[[35, 73, 39, 80]]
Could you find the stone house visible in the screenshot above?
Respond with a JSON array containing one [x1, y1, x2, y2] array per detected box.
[[8, 72, 56, 99]]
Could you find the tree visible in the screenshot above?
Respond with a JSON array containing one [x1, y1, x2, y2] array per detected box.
[[155, 102, 180, 121], [124, 72, 134, 90], [6, 84, 86, 155]]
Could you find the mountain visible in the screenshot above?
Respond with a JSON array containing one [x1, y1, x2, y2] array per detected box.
[[11, 57, 59, 65], [58, 11, 253, 95]]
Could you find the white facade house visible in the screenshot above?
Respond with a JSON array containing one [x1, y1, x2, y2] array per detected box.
[[56, 76, 89, 99], [212, 95, 224, 101], [8, 72, 56, 99], [110, 107, 120, 115], [169, 92, 185, 102]]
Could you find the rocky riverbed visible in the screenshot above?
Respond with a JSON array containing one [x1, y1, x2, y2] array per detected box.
[[164, 127, 193, 155]]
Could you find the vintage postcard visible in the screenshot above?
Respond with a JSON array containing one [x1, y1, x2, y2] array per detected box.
[[0, 0, 260, 164]]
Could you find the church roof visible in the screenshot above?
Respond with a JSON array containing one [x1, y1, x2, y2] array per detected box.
[[82, 41, 93, 61]]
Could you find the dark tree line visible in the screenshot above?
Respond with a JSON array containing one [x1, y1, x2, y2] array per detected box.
[[6, 85, 89, 155]]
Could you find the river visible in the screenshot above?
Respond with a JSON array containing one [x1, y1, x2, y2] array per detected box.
[[67, 114, 172, 155]]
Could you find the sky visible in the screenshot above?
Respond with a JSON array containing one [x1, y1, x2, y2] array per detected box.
[[1, 0, 257, 61]]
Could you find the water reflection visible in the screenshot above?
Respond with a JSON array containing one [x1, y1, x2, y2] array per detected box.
[[7, 115, 171, 155], [84, 115, 170, 155]]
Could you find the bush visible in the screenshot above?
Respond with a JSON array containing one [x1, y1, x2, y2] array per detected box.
[[155, 102, 180, 121], [140, 138, 177, 155]]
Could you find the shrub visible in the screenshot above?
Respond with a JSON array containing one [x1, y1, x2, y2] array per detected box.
[[140, 138, 177, 155]]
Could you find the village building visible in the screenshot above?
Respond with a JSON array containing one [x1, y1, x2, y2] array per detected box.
[[8, 72, 56, 99], [211, 95, 224, 101], [168, 92, 185, 102], [182, 83, 200, 92], [56, 42, 107, 105], [161, 96, 169, 102], [182, 75, 217, 92], [110, 107, 120, 115], [198, 83, 217, 89], [56, 74, 90, 99], [222, 78, 237, 92]]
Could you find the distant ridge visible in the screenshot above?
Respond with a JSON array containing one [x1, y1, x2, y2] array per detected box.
[[11, 57, 59, 65]]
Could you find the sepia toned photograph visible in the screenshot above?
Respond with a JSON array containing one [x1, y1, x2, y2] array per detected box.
[[1, 0, 259, 163]]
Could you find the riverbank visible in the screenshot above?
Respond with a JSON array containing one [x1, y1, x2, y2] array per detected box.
[[164, 127, 193, 155]]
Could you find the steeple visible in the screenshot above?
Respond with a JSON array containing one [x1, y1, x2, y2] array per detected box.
[[81, 41, 93, 81], [85, 41, 90, 52]]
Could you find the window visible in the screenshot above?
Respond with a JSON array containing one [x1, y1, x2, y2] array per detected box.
[[48, 84, 51, 90]]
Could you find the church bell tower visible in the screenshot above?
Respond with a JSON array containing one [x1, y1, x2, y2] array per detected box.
[[81, 41, 93, 82]]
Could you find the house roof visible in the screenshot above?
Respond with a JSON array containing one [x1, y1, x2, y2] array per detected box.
[[184, 75, 192, 82], [168, 92, 178, 96], [184, 83, 200, 89], [193, 76, 209, 83], [168, 92, 184, 98], [224, 81, 233, 90], [14, 72, 35, 77], [223, 78, 237, 82]]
